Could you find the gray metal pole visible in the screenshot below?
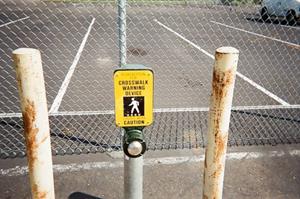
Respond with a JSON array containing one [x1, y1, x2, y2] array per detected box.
[[118, 0, 143, 198], [124, 156, 143, 199], [118, 0, 126, 67]]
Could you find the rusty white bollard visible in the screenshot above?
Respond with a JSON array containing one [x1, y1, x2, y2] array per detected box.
[[202, 47, 239, 199], [13, 48, 55, 199]]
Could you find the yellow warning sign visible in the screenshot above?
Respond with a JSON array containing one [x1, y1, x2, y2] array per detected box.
[[114, 69, 153, 127]]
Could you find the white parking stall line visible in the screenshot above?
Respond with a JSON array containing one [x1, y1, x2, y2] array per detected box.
[[280, 24, 300, 30], [154, 19, 290, 106], [154, 104, 300, 112], [211, 20, 300, 48], [153, 19, 214, 59], [236, 72, 290, 106], [1, 105, 299, 118], [1, 149, 300, 176], [0, 113, 22, 118], [49, 17, 95, 114], [0, 16, 29, 28], [47, 104, 300, 115]]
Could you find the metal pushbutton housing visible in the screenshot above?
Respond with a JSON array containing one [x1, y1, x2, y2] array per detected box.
[[123, 127, 146, 158]]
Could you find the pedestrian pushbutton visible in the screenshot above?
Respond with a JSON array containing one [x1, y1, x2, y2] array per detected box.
[[114, 65, 153, 127]]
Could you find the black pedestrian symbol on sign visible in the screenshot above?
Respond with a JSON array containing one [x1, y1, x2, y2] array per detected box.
[[124, 96, 144, 117]]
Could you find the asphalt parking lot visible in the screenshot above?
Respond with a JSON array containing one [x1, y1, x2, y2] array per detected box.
[[0, 2, 299, 112], [0, 1, 299, 155]]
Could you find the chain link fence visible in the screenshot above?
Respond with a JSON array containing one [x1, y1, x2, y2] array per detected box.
[[0, 0, 299, 158]]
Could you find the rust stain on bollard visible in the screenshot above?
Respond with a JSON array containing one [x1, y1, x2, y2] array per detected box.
[[22, 100, 39, 173], [23, 99, 49, 199], [14, 56, 24, 96], [212, 69, 232, 165], [210, 165, 223, 198], [211, 163, 223, 179], [204, 150, 208, 168], [214, 133, 228, 164], [212, 69, 234, 100], [40, 134, 49, 144], [33, 184, 47, 199]]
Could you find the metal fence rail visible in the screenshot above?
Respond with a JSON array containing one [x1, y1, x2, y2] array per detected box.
[[0, 0, 299, 158]]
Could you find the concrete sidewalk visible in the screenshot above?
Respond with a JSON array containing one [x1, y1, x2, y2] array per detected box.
[[1, 144, 300, 199]]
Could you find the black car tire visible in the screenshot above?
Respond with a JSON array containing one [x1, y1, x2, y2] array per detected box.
[[261, 7, 269, 21], [286, 10, 296, 26]]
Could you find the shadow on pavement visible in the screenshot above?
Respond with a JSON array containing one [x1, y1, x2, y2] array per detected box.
[[69, 192, 104, 199], [245, 15, 300, 27]]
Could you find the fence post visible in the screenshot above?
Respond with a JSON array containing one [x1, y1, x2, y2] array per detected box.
[[202, 47, 239, 199], [13, 48, 55, 199], [118, 0, 126, 67], [117, 0, 143, 198]]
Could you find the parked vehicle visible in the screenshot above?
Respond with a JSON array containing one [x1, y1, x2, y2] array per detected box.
[[260, 0, 300, 25]]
